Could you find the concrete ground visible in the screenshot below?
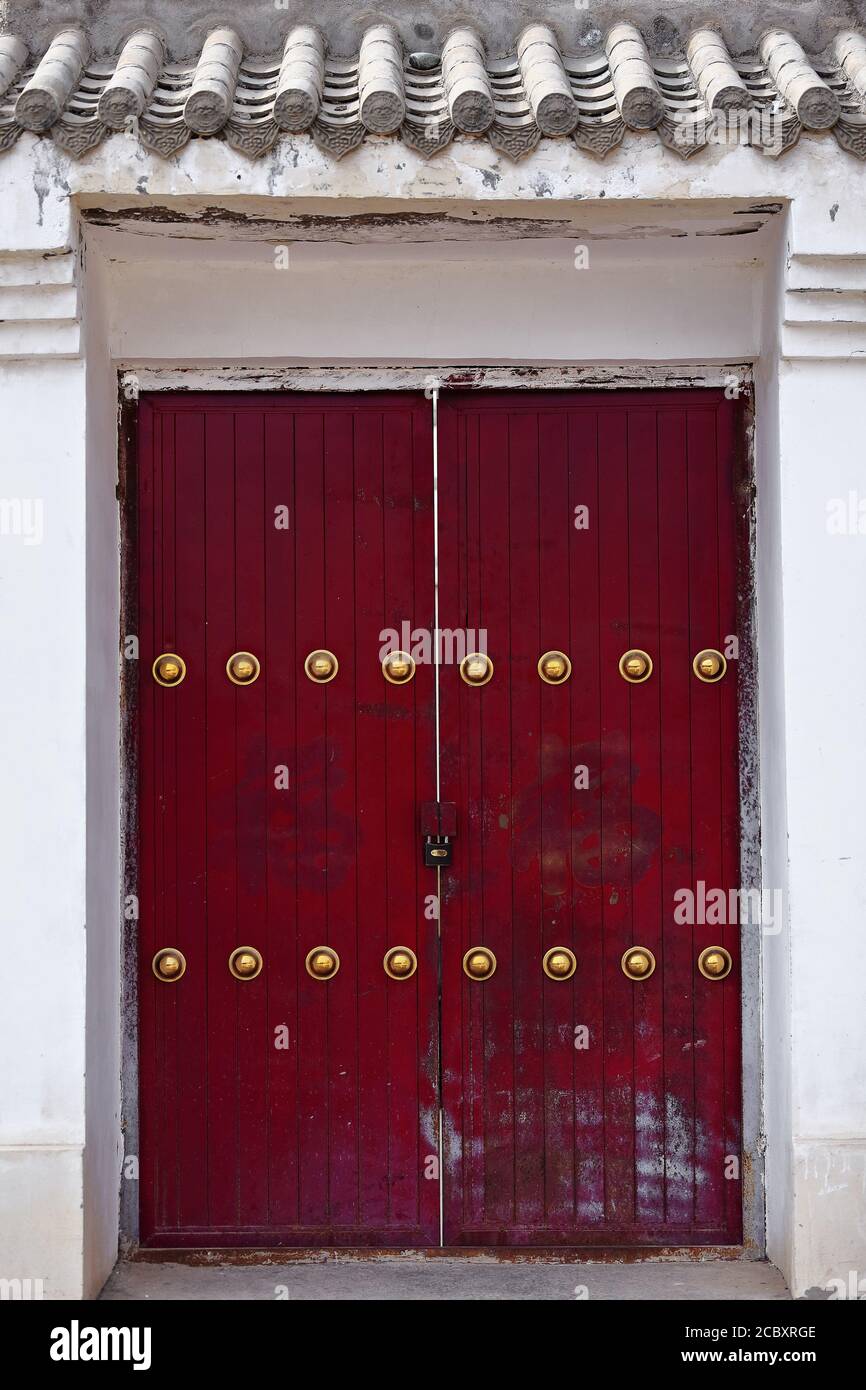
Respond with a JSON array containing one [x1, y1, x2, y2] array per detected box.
[[101, 1256, 790, 1301]]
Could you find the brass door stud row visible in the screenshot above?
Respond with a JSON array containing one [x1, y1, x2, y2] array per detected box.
[[153, 943, 733, 983], [152, 651, 266, 688], [154, 647, 729, 688], [151, 945, 420, 982], [619, 649, 728, 685], [462, 945, 733, 981]]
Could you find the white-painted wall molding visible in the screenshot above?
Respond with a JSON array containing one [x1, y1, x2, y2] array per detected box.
[[0, 251, 80, 358]]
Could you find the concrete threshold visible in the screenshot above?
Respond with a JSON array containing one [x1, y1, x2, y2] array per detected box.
[[101, 1253, 790, 1301]]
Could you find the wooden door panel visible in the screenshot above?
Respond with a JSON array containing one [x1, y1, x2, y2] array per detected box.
[[138, 386, 743, 1251], [138, 393, 438, 1246], [439, 391, 743, 1246]]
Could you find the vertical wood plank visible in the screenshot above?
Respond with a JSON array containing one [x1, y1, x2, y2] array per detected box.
[[657, 408, 696, 1228], [717, 399, 744, 1242], [597, 406, 635, 1227], [626, 408, 665, 1224], [203, 408, 239, 1230], [437, 397, 467, 1241], [687, 407, 726, 1230], [173, 409, 208, 1230], [294, 410, 330, 1226], [538, 408, 576, 1227], [410, 399, 440, 1239], [323, 406, 359, 1227], [353, 407, 390, 1232], [233, 408, 269, 1228], [476, 408, 514, 1227], [264, 408, 298, 1227], [461, 408, 487, 1229], [568, 408, 605, 1228], [158, 410, 180, 1230], [508, 411, 545, 1229], [137, 399, 157, 1240], [382, 408, 421, 1226]]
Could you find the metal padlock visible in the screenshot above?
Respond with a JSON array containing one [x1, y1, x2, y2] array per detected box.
[[420, 801, 457, 869], [424, 836, 453, 867]]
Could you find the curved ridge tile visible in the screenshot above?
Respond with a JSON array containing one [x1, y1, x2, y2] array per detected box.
[[358, 23, 405, 134], [98, 29, 164, 129], [442, 27, 495, 133], [834, 30, 866, 103], [183, 27, 242, 135], [686, 28, 751, 111], [16, 28, 90, 131], [0, 37, 28, 102], [605, 22, 664, 130], [518, 24, 578, 136], [273, 24, 324, 132], [759, 28, 840, 129]]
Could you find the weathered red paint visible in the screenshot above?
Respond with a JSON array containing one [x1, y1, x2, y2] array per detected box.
[[138, 393, 438, 1246], [438, 391, 742, 1245], [138, 389, 742, 1249]]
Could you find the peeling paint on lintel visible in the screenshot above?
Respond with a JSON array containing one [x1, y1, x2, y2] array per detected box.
[[122, 363, 756, 395]]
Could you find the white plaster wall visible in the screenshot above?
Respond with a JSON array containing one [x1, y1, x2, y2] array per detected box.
[[756, 188, 866, 1297], [755, 212, 793, 1286], [102, 235, 762, 366], [0, 358, 88, 1298], [777, 357, 866, 1296], [2, 120, 865, 1299], [0, 156, 121, 1300]]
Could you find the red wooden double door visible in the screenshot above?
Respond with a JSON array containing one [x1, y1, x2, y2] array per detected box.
[[138, 390, 742, 1248]]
